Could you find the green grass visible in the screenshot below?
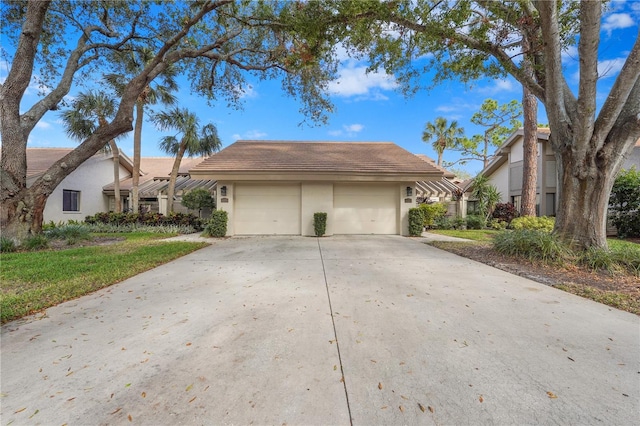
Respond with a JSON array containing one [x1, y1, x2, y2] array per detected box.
[[427, 229, 501, 242], [0, 234, 207, 323]]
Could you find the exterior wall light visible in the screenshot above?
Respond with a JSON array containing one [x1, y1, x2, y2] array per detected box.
[[220, 186, 227, 197], [406, 186, 413, 197]]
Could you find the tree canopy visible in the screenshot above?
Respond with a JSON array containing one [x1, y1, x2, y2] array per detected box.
[[1, 0, 340, 238]]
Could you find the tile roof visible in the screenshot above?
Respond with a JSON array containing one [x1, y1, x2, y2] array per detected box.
[[414, 154, 456, 178], [190, 141, 444, 176], [26, 148, 74, 178]]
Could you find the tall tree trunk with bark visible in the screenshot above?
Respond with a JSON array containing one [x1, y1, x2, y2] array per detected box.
[[521, 33, 538, 217], [131, 100, 144, 213], [166, 143, 187, 214], [109, 140, 121, 213]]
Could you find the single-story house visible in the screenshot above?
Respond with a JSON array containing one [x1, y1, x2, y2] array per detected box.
[[189, 140, 447, 236], [475, 128, 640, 216], [25, 148, 214, 223]]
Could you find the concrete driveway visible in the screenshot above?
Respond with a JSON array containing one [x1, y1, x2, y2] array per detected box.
[[1, 236, 638, 425]]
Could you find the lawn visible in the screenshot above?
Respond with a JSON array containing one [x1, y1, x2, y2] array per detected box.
[[0, 233, 208, 323], [426, 229, 501, 243]]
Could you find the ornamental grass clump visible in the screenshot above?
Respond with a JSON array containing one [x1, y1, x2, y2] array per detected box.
[[493, 229, 570, 265]]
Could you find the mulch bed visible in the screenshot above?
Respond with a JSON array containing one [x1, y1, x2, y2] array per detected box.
[[431, 242, 640, 300]]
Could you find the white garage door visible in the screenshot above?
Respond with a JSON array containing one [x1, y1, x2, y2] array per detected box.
[[333, 184, 397, 234], [235, 184, 301, 235]]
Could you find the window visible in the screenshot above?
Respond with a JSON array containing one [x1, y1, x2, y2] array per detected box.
[[545, 193, 556, 216], [63, 190, 80, 212], [511, 195, 521, 212]]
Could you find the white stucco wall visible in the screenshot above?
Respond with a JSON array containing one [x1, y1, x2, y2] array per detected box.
[[301, 183, 334, 236], [510, 137, 524, 163], [488, 162, 510, 203], [38, 154, 118, 224]]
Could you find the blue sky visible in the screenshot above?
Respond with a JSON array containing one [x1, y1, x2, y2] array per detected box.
[[4, 1, 639, 177]]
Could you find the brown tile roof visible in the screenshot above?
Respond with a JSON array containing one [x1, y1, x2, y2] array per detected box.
[[104, 156, 207, 191], [26, 148, 74, 178], [190, 141, 443, 176], [414, 154, 456, 178]]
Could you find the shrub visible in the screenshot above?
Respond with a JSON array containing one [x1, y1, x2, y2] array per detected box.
[[313, 212, 327, 237], [203, 210, 228, 237], [434, 216, 453, 230], [84, 211, 203, 231], [45, 224, 92, 244], [488, 219, 508, 230], [579, 247, 619, 274], [22, 234, 49, 251], [418, 202, 448, 228], [492, 203, 519, 223], [493, 230, 570, 265], [466, 215, 486, 230], [181, 188, 215, 218], [609, 167, 640, 238], [1, 237, 16, 253], [510, 216, 555, 232], [408, 208, 424, 236]]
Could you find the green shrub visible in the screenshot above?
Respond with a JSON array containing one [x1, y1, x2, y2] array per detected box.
[[510, 216, 555, 232], [408, 208, 424, 236], [418, 202, 448, 228], [203, 210, 228, 237], [1, 237, 17, 253], [488, 219, 508, 230], [313, 212, 327, 237], [84, 211, 204, 231], [22, 234, 49, 251], [493, 230, 570, 265], [579, 247, 619, 274], [609, 167, 640, 238], [45, 224, 92, 244], [466, 215, 486, 230], [181, 188, 215, 218]]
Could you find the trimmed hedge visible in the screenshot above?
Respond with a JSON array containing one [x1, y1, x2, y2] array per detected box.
[[408, 208, 424, 236], [314, 212, 327, 237], [510, 216, 555, 232], [203, 210, 228, 237], [85, 211, 204, 231]]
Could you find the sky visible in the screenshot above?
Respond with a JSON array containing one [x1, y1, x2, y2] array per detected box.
[[3, 1, 639, 177]]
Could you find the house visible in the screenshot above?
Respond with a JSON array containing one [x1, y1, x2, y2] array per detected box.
[[477, 129, 640, 216], [25, 148, 214, 223], [26, 148, 134, 223], [189, 140, 446, 236]]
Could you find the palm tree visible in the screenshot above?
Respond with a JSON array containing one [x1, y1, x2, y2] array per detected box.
[[471, 173, 502, 221], [60, 90, 124, 212], [104, 48, 178, 213], [422, 117, 464, 166], [153, 107, 222, 213]]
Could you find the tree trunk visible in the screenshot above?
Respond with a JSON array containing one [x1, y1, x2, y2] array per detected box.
[[553, 152, 615, 250], [166, 143, 187, 214], [521, 48, 538, 217], [109, 140, 121, 212], [436, 150, 443, 167], [131, 101, 144, 213]]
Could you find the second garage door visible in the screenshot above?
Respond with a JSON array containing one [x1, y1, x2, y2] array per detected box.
[[333, 184, 397, 234], [235, 184, 301, 235]]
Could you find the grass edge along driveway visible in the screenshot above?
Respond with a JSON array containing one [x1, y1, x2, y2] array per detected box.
[[0, 234, 208, 324]]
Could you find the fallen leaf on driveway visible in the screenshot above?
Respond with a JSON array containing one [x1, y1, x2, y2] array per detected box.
[[186, 384, 193, 392], [399, 405, 404, 412], [479, 395, 484, 403], [547, 391, 558, 399], [428, 406, 434, 413], [128, 414, 132, 422], [14, 407, 26, 414], [418, 403, 426, 412], [110, 408, 122, 415], [378, 382, 383, 390]]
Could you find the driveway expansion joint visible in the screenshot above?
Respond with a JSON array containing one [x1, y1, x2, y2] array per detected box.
[[317, 237, 353, 426]]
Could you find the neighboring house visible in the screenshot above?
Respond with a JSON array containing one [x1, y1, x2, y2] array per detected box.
[[475, 128, 640, 216], [103, 156, 215, 215], [189, 140, 446, 236], [25, 148, 213, 223], [414, 154, 465, 216], [26, 148, 134, 224]]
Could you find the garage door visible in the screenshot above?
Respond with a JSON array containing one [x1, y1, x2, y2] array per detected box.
[[235, 184, 301, 235], [333, 184, 397, 234]]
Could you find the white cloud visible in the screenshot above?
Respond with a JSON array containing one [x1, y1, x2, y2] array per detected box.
[[602, 13, 635, 34], [328, 123, 365, 137], [598, 57, 626, 79], [234, 84, 257, 99], [477, 78, 518, 94], [232, 129, 267, 141], [35, 121, 51, 129], [328, 62, 397, 100]]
